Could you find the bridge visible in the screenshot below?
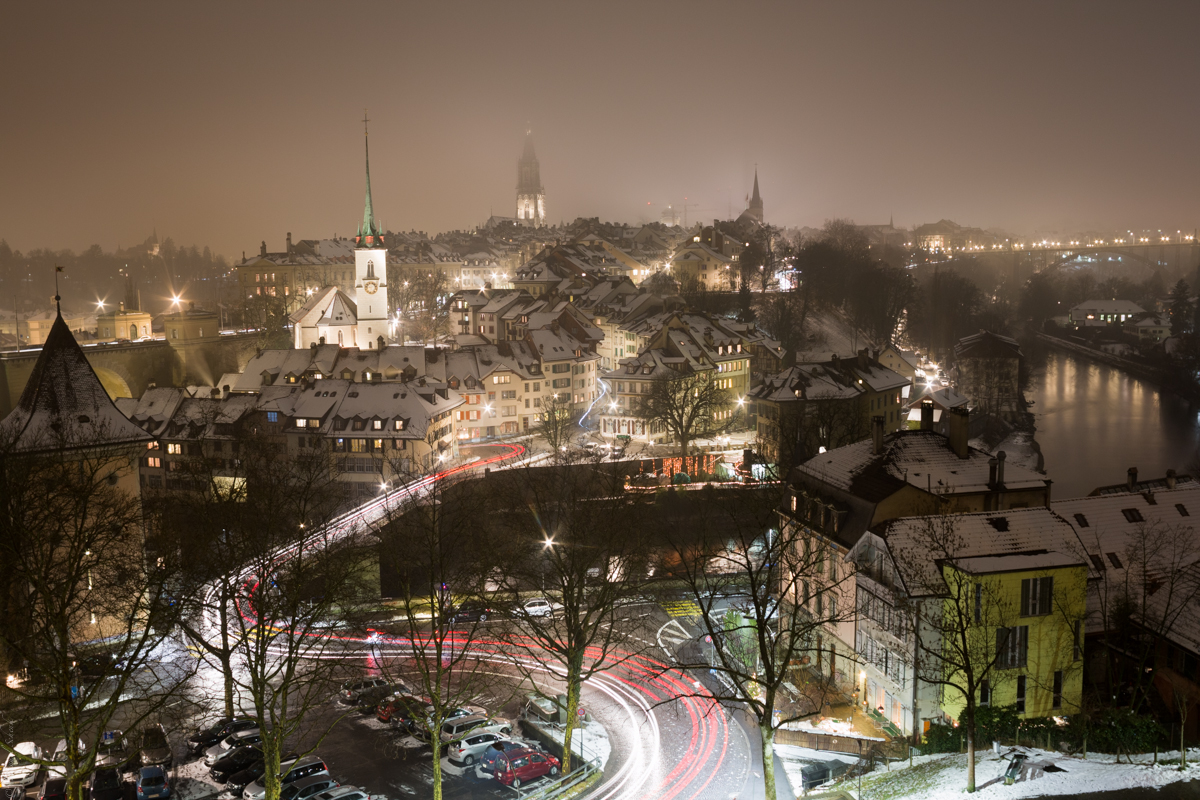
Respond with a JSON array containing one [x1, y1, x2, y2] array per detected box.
[[924, 239, 1200, 286], [0, 332, 263, 417]]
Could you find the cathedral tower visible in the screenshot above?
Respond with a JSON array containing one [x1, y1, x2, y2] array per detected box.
[[354, 113, 388, 349], [516, 129, 545, 227]]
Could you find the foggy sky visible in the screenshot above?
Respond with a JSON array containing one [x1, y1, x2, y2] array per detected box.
[[3, 1, 1199, 258]]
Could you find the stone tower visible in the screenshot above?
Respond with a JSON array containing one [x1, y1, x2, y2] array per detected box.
[[516, 129, 545, 227], [354, 113, 388, 349]]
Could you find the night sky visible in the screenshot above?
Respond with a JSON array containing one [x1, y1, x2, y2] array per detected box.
[[4, 1, 1199, 257]]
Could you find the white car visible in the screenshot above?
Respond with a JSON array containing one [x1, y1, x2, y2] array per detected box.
[[520, 598, 554, 618], [204, 729, 261, 765], [2, 742, 43, 788], [47, 739, 83, 779]]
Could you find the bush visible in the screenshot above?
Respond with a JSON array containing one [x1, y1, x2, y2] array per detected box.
[[923, 721, 962, 754]]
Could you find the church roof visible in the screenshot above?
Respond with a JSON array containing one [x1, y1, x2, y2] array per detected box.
[[317, 292, 358, 326], [355, 120, 385, 249], [0, 312, 154, 453]]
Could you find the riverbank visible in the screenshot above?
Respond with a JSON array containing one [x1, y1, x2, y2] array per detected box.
[[1035, 331, 1200, 403]]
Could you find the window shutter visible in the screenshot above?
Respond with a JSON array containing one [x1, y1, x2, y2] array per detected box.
[[1020, 579, 1030, 617], [996, 627, 1009, 668], [1018, 626, 1029, 667], [1040, 577, 1054, 615]]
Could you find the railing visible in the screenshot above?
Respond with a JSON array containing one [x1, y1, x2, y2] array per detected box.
[[512, 760, 602, 800]]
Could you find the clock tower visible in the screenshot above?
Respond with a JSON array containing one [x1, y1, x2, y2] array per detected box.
[[354, 112, 388, 349]]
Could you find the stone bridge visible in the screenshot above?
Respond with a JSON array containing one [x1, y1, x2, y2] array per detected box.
[[0, 332, 263, 417]]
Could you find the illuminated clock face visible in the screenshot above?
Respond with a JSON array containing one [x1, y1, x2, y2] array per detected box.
[[364, 280, 378, 295]]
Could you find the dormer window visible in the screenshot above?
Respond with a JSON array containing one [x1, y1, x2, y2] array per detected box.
[[295, 418, 310, 428], [372, 419, 383, 430], [394, 419, 405, 431]]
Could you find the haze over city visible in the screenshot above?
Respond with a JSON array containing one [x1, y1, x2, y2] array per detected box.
[[5, 1, 1200, 256]]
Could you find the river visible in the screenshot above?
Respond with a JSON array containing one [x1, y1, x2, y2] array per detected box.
[[1026, 348, 1200, 500]]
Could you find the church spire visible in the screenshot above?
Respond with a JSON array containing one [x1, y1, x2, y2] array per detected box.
[[356, 110, 384, 248], [751, 167, 761, 204]]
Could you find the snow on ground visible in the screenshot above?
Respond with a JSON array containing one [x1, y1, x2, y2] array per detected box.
[[776, 744, 860, 794], [971, 429, 1043, 475], [854, 746, 1200, 800], [794, 311, 867, 362], [531, 719, 611, 771], [172, 757, 221, 800]]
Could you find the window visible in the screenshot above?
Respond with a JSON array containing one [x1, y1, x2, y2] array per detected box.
[[296, 418, 308, 428], [1089, 554, 1106, 572], [167, 443, 182, 455], [372, 419, 383, 430], [1021, 577, 1053, 616], [1052, 670, 1063, 709], [350, 439, 367, 453], [533, 382, 540, 392], [1106, 552, 1124, 569], [493, 375, 511, 384], [1176, 503, 1190, 517], [1016, 675, 1026, 713], [974, 584, 983, 624], [1073, 513, 1089, 528], [980, 679, 990, 707], [146, 457, 161, 468], [997, 626, 1028, 669], [394, 419, 405, 430], [501, 390, 516, 400], [170, 329, 178, 340], [1121, 508, 1144, 523], [267, 412, 278, 423]]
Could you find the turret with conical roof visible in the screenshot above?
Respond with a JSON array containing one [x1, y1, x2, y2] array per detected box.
[[355, 112, 385, 249]]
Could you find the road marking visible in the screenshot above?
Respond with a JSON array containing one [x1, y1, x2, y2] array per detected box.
[[661, 600, 701, 620], [656, 619, 690, 659]]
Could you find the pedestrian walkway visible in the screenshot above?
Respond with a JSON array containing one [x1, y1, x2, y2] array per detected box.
[[661, 599, 702, 620]]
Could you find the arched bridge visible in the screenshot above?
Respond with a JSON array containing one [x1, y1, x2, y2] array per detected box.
[[0, 333, 264, 417]]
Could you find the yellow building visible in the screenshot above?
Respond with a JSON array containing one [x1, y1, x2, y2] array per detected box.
[[97, 304, 153, 341], [875, 507, 1087, 733], [163, 304, 220, 342]]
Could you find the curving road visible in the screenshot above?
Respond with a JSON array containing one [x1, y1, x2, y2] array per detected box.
[[199, 442, 750, 800]]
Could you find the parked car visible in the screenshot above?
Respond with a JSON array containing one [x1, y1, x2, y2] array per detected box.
[[492, 748, 560, 788], [311, 788, 368, 800], [517, 598, 554, 618], [135, 767, 170, 800], [243, 756, 329, 800], [448, 731, 507, 766], [279, 776, 337, 800], [138, 724, 172, 768], [48, 739, 83, 779], [478, 740, 534, 775], [339, 677, 389, 705], [87, 768, 124, 800], [209, 746, 264, 783], [440, 715, 513, 744], [376, 694, 430, 732], [95, 731, 131, 773], [187, 718, 257, 756], [797, 761, 848, 790], [38, 778, 67, 800], [224, 752, 297, 793], [411, 705, 488, 742], [354, 683, 408, 714], [205, 730, 262, 766], [2, 742, 43, 788], [446, 602, 494, 624]]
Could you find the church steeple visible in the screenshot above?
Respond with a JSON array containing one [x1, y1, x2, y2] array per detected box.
[[355, 110, 384, 249], [516, 127, 546, 228], [748, 166, 764, 223]]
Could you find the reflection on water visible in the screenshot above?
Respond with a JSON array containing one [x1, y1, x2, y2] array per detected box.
[[1028, 351, 1200, 499]]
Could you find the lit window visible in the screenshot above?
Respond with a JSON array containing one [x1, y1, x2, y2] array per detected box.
[[167, 443, 182, 455], [267, 412, 278, 423], [373, 419, 383, 430]]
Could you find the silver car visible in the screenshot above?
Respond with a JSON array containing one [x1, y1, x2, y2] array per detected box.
[[439, 714, 513, 744], [205, 729, 261, 765], [447, 731, 507, 765], [280, 775, 338, 800], [243, 756, 328, 800]]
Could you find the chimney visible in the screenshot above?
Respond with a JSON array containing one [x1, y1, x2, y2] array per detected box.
[[871, 415, 885, 455], [260, 240, 267, 257], [286, 232, 293, 255], [948, 406, 969, 458], [858, 348, 869, 370], [920, 400, 934, 431], [988, 457, 998, 489], [1127, 467, 1138, 491], [118, 301, 125, 312], [221, 384, 230, 399], [1167, 468, 1177, 490], [996, 450, 1006, 488]]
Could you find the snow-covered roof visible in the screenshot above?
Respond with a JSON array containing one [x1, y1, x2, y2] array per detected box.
[[0, 312, 154, 452]]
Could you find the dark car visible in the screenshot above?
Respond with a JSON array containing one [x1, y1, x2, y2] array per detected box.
[[446, 602, 495, 624], [492, 748, 560, 788], [88, 768, 124, 800], [187, 718, 257, 755], [354, 683, 407, 714], [209, 747, 263, 783], [225, 753, 297, 794], [376, 694, 430, 732], [138, 724, 172, 769], [38, 778, 67, 800]]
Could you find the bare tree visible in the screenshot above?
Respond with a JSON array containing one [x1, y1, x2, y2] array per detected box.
[[634, 371, 736, 456], [656, 485, 856, 800], [486, 462, 655, 772], [0, 431, 193, 800], [890, 514, 1024, 793], [532, 391, 574, 462]]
